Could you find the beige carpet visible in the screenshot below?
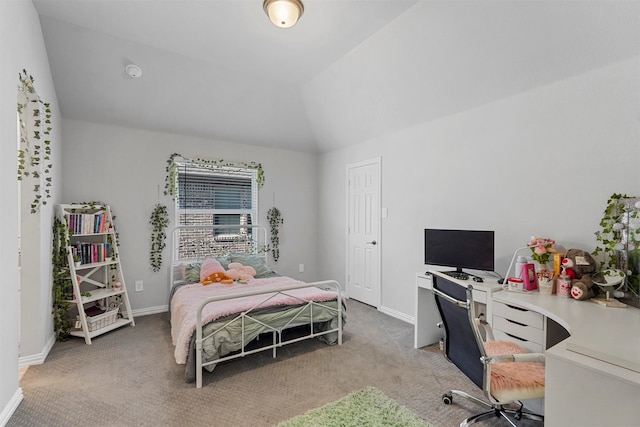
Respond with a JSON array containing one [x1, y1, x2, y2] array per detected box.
[[9, 300, 537, 426]]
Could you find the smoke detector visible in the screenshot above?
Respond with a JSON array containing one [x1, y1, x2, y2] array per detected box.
[[125, 64, 143, 78]]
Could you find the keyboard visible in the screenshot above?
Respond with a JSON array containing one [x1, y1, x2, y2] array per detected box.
[[443, 271, 469, 280]]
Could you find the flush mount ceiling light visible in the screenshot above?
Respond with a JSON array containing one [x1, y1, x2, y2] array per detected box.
[[125, 64, 142, 78], [263, 0, 304, 29]]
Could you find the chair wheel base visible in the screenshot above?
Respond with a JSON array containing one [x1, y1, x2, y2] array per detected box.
[[442, 393, 453, 405]]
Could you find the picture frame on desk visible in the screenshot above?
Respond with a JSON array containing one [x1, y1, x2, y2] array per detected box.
[[523, 263, 538, 290]]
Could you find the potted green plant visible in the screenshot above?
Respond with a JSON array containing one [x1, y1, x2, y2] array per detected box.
[[73, 254, 81, 268], [593, 193, 640, 295]]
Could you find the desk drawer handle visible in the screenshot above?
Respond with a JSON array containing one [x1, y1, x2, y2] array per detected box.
[[505, 332, 527, 342], [506, 318, 527, 327], [506, 304, 528, 312]]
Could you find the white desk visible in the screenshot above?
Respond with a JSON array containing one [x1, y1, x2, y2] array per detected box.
[[493, 290, 640, 426], [414, 271, 502, 348]]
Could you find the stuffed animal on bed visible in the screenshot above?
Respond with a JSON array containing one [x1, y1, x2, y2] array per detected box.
[[200, 257, 233, 285], [225, 262, 257, 283], [201, 271, 233, 285]]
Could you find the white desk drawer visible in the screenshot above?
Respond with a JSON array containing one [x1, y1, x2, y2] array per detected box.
[[493, 329, 543, 354], [493, 301, 543, 329], [493, 315, 544, 345]]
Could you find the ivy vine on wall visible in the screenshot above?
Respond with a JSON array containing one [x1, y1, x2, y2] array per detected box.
[[163, 153, 264, 199], [18, 69, 52, 213], [267, 207, 284, 262], [149, 203, 170, 272]]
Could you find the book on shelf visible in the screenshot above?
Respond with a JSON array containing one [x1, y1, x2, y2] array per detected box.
[[67, 212, 108, 235], [72, 242, 112, 265]]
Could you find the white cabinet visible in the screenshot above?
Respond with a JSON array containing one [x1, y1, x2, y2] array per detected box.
[[58, 204, 134, 344], [492, 300, 544, 353]]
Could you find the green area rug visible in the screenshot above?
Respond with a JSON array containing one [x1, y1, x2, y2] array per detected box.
[[276, 386, 432, 427]]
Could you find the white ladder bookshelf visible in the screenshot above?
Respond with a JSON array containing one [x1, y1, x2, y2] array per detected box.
[[57, 203, 134, 344]]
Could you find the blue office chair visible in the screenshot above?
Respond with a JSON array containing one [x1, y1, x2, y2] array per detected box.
[[432, 274, 545, 426]]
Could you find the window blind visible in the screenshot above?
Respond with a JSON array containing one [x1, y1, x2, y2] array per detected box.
[[175, 162, 258, 235], [177, 164, 255, 211]]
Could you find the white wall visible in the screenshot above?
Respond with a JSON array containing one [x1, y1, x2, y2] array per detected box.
[[60, 119, 319, 313], [0, 0, 61, 424], [317, 58, 640, 319]]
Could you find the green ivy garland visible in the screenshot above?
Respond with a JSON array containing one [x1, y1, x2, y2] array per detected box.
[[52, 216, 72, 340], [267, 207, 284, 262], [18, 69, 52, 214], [164, 153, 264, 199], [149, 203, 170, 272]]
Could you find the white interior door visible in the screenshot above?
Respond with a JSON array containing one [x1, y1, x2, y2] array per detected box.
[[346, 158, 381, 307]]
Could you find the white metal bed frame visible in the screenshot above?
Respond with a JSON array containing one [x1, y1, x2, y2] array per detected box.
[[194, 280, 342, 388], [169, 225, 344, 388]]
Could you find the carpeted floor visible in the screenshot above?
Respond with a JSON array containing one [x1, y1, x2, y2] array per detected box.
[[8, 300, 538, 426]]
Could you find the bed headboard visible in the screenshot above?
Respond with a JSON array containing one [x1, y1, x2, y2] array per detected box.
[[169, 224, 269, 290]]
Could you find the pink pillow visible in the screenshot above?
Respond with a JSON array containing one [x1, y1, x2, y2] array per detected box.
[[200, 257, 225, 282], [228, 262, 257, 276]]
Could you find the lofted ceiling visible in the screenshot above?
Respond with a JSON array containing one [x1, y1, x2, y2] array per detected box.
[[33, 0, 418, 153], [34, 0, 639, 154]]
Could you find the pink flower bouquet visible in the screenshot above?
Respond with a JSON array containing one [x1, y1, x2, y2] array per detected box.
[[528, 236, 556, 265]]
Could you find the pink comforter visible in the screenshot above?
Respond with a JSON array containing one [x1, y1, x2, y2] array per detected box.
[[171, 276, 338, 364]]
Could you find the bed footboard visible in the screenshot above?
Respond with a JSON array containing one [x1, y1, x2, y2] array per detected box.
[[194, 280, 343, 388]]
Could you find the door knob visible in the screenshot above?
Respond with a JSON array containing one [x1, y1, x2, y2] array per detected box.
[[366, 240, 377, 245]]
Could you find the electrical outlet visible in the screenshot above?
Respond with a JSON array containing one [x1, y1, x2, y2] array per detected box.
[[299, 264, 304, 273], [135, 280, 143, 292]]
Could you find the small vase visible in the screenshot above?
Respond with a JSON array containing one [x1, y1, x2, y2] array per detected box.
[[535, 261, 551, 275], [535, 261, 553, 293], [539, 277, 554, 295]]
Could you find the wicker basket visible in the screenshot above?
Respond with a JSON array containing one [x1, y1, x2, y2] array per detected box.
[[81, 308, 118, 332]]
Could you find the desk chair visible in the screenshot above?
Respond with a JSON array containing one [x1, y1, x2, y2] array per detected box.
[[432, 275, 545, 426]]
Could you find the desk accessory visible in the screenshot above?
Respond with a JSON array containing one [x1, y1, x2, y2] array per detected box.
[[557, 276, 571, 297], [501, 246, 531, 285], [523, 263, 538, 291], [514, 256, 527, 280], [507, 277, 524, 291], [591, 297, 627, 307]]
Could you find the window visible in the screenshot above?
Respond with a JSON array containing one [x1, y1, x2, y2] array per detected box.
[[175, 162, 258, 259]]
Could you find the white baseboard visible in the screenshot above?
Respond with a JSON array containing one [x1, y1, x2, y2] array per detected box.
[[19, 331, 56, 368], [378, 305, 415, 325], [0, 387, 23, 427], [131, 305, 167, 317]]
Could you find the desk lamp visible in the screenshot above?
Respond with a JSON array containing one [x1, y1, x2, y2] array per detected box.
[[499, 246, 531, 284]]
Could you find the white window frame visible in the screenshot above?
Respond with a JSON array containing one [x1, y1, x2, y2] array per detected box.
[[173, 162, 259, 257]]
